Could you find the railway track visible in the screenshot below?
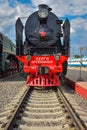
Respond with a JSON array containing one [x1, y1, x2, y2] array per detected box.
[[0, 86, 86, 130]]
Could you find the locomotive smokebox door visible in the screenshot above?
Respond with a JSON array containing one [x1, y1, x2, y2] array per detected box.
[[16, 18, 24, 56], [25, 4, 61, 47]]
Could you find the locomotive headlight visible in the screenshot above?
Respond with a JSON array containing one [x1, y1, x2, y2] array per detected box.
[[55, 55, 60, 60], [26, 55, 31, 60], [38, 4, 49, 19], [38, 8, 48, 18]]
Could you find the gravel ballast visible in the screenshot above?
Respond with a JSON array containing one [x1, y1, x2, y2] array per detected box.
[[0, 73, 26, 113]]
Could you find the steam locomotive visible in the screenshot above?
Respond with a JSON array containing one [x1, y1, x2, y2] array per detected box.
[[16, 4, 70, 87]]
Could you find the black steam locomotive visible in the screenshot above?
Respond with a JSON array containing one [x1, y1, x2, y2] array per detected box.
[[16, 4, 70, 87]]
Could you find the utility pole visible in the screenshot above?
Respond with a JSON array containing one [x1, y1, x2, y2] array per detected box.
[[77, 47, 84, 81]]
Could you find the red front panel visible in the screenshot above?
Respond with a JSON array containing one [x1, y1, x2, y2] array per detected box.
[[26, 74, 60, 87], [17, 55, 68, 87]]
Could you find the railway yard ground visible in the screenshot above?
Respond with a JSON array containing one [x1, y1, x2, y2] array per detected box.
[[66, 66, 87, 99], [0, 73, 25, 113], [0, 68, 87, 130]]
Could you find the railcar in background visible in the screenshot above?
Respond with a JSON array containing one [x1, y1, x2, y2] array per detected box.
[[68, 56, 87, 67], [0, 32, 18, 77]]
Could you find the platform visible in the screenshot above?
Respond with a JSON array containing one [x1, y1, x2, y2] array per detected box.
[[65, 67, 87, 100]]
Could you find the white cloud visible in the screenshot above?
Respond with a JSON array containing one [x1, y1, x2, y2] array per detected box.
[[0, 1, 15, 17], [31, 0, 87, 16], [0, 0, 35, 26], [70, 27, 75, 33], [0, 0, 35, 42], [70, 17, 87, 54], [71, 17, 87, 33]]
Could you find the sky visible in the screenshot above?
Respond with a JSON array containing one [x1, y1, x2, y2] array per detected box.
[[0, 0, 87, 56]]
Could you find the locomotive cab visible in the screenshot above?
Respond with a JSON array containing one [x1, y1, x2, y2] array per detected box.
[[16, 4, 70, 87]]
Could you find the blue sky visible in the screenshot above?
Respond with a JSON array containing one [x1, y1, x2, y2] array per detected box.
[[0, 0, 87, 56]]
